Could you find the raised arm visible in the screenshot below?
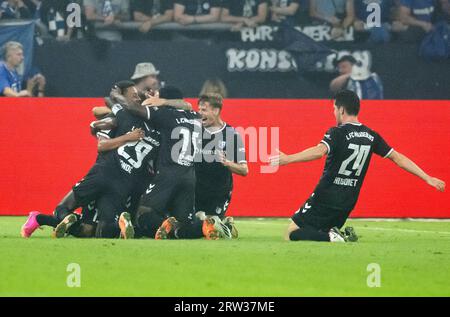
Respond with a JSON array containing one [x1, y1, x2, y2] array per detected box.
[[142, 96, 193, 110], [270, 143, 328, 166], [387, 150, 445, 192], [110, 87, 149, 119]]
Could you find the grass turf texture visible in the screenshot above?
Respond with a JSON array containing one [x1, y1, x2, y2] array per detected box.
[[0, 217, 449, 296]]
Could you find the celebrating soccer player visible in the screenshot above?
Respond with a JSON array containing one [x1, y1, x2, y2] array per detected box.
[[270, 90, 445, 243]]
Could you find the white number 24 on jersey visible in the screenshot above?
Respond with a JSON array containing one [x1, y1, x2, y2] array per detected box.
[[338, 144, 371, 177]]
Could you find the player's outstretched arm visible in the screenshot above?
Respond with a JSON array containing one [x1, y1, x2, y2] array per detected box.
[[110, 87, 149, 119], [90, 117, 117, 136], [97, 128, 144, 153], [388, 150, 445, 192], [270, 144, 328, 166]]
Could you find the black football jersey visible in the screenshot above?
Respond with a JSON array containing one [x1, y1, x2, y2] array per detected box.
[[195, 123, 246, 195], [144, 106, 201, 169], [313, 122, 393, 210], [99, 104, 160, 178]]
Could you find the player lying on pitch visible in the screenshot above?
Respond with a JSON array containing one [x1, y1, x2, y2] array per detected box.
[[270, 90, 445, 243]]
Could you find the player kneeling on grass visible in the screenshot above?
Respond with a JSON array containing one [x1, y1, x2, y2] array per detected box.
[[194, 93, 248, 238], [270, 90, 445, 243]]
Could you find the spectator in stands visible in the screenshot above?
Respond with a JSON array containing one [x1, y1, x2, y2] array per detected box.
[[130, 62, 161, 93], [40, 0, 74, 41], [395, 0, 436, 39], [220, 0, 268, 30], [353, 0, 394, 43], [329, 55, 355, 94], [269, 0, 300, 26], [347, 60, 383, 99], [436, 0, 450, 21], [0, 41, 46, 97], [0, 0, 32, 19], [84, 0, 130, 40], [174, 0, 221, 25], [131, 0, 174, 33], [200, 77, 228, 98], [309, 0, 355, 39]]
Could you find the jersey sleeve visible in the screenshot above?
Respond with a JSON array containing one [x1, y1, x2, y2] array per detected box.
[[228, 130, 247, 164], [146, 106, 167, 128], [319, 127, 340, 155], [373, 131, 394, 158]]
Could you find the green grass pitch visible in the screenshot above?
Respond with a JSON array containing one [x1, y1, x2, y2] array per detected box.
[[0, 217, 449, 296]]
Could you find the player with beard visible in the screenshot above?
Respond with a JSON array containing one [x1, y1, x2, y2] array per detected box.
[[21, 81, 160, 239], [270, 90, 445, 242], [195, 93, 248, 238]]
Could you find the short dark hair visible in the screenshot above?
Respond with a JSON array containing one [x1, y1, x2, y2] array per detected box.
[[113, 80, 135, 95], [334, 55, 357, 67], [198, 93, 223, 110], [159, 86, 183, 99], [334, 90, 360, 116]]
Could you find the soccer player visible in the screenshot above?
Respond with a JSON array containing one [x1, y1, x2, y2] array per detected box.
[[21, 81, 161, 239], [195, 93, 248, 237], [112, 86, 227, 240], [270, 90, 446, 243]]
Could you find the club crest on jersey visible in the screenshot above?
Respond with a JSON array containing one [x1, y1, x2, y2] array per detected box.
[[218, 141, 226, 150]]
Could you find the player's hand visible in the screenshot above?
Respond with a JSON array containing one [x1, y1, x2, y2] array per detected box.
[[427, 177, 445, 192], [142, 96, 166, 107], [218, 151, 231, 167], [126, 128, 145, 142], [269, 149, 290, 166]]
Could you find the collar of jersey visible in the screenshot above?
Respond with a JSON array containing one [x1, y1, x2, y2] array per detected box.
[[205, 122, 227, 135]]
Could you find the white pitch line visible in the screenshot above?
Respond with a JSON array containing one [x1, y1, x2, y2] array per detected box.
[[245, 222, 450, 235], [351, 227, 450, 235]]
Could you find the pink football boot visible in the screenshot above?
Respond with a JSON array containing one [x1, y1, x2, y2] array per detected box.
[[21, 211, 41, 238]]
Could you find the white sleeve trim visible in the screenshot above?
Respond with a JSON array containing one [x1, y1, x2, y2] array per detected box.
[[146, 107, 151, 121], [320, 140, 331, 154], [96, 132, 111, 139], [238, 160, 247, 164], [111, 104, 123, 115], [383, 148, 394, 159]]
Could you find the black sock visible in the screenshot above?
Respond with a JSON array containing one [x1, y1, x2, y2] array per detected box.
[[36, 214, 59, 228], [136, 211, 164, 238], [175, 220, 204, 239], [289, 226, 330, 242], [67, 214, 82, 237], [95, 221, 120, 239], [54, 205, 72, 222]]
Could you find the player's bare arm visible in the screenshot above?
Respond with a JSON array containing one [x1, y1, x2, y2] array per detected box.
[[270, 143, 328, 166], [89, 117, 117, 136], [387, 150, 445, 192], [110, 86, 148, 118], [142, 96, 193, 110], [97, 128, 144, 153]]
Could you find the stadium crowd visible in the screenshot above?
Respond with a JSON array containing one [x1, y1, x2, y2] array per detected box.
[[0, 0, 448, 42]]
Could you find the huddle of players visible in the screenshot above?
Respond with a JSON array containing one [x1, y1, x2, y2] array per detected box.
[[21, 80, 248, 240]]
